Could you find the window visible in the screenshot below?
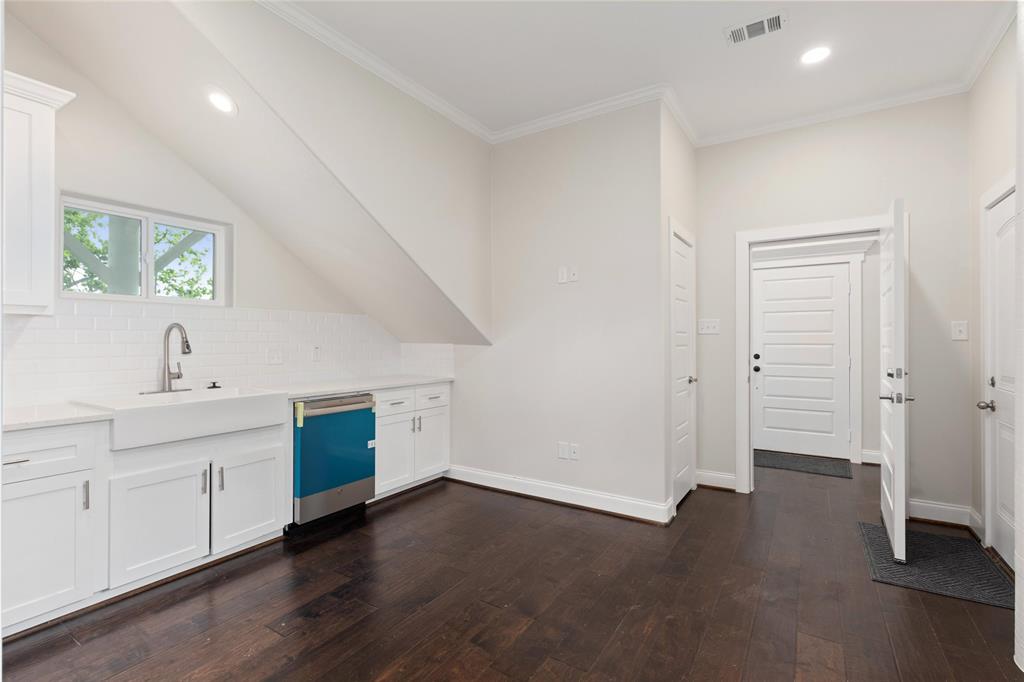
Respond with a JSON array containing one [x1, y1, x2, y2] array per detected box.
[[61, 197, 229, 304]]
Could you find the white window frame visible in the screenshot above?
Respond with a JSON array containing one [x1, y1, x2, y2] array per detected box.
[[59, 195, 230, 306]]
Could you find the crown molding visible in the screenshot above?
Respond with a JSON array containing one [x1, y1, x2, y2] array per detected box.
[[489, 83, 696, 145], [256, 0, 492, 140], [4, 71, 76, 109], [693, 79, 971, 148], [257, 0, 1013, 150]]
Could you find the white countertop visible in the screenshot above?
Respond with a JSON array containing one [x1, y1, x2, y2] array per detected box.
[[3, 403, 114, 432], [278, 375, 453, 400], [2, 375, 453, 431]]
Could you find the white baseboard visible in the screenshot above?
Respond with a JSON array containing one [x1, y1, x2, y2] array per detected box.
[[861, 449, 881, 465], [908, 498, 974, 527], [696, 469, 736, 490], [969, 508, 985, 540], [445, 465, 674, 523]]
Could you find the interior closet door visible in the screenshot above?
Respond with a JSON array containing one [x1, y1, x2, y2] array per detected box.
[[751, 262, 851, 459], [670, 228, 697, 505]]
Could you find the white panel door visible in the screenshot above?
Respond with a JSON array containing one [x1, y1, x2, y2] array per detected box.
[[212, 447, 281, 554], [670, 229, 697, 503], [375, 413, 416, 494], [414, 406, 450, 479], [752, 262, 851, 459], [109, 461, 210, 587], [879, 200, 910, 563], [983, 191, 1016, 567], [2, 471, 93, 625]]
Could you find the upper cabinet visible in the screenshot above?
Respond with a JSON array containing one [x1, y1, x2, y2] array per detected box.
[[3, 72, 75, 315]]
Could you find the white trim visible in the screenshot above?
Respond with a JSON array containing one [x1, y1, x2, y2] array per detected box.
[[490, 84, 694, 145], [445, 465, 674, 523], [255, 1, 492, 141], [254, 3, 1013, 150], [4, 71, 76, 109], [861, 449, 881, 465], [369, 472, 445, 504], [979, 173, 1016, 549], [695, 469, 736, 490], [970, 508, 985, 542], [908, 498, 975, 527], [735, 214, 888, 494]]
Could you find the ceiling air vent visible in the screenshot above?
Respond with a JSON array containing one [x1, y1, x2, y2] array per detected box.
[[725, 12, 788, 45]]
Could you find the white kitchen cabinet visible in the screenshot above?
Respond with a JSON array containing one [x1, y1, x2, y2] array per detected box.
[[109, 460, 210, 588], [414, 406, 450, 479], [373, 384, 451, 498], [375, 411, 417, 494], [211, 447, 281, 554], [3, 72, 75, 315], [2, 470, 94, 624]]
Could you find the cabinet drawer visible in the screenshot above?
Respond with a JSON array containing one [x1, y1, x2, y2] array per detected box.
[[415, 384, 450, 410], [374, 389, 416, 417], [2, 423, 99, 484]]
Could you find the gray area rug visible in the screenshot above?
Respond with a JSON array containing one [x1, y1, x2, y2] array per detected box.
[[754, 449, 852, 479], [859, 522, 1014, 609]]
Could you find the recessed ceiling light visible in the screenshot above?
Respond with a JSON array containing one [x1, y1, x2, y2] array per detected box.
[[800, 46, 831, 66], [207, 88, 237, 115]]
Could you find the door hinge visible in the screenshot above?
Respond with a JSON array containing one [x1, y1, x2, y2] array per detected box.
[[848, 429, 852, 443]]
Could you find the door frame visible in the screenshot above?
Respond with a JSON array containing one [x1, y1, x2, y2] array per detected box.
[[735, 214, 889, 494], [980, 171, 1016, 547], [750, 252, 866, 462], [667, 217, 697, 510]]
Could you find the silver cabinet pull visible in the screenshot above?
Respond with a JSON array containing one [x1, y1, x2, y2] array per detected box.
[[428, 395, 441, 400], [411, 416, 417, 432], [201, 469, 208, 494], [218, 466, 225, 491], [417, 415, 423, 432], [83, 480, 90, 510], [2, 458, 30, 466], [391, 400, 406, 406]]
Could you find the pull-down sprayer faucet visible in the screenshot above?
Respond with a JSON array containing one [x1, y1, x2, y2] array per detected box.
[[160, 322, 192, 393]]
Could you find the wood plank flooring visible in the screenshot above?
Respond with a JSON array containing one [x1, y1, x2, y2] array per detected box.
[[4, 463, 1020, 681]]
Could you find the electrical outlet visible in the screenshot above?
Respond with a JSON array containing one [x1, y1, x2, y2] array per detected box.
[[698, 319, 720, 335], [266, 346, 284, 365], [311, 345, 322, 362], [568, 266, 579, 282], [557, 441, 570, 460], [569, 443, 580, 461], [951, 320, 968, 341]]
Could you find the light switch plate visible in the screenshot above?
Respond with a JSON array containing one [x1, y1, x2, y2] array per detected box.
[[266, 346, 284, 365], [557, 441, 570, 460], [569, 443, 580, 461], [951, 320, 969, 341], [557, 266, 568, 284], [698, 319, 721, 335]]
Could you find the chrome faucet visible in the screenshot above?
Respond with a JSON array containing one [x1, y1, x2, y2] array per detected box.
[[161, 322, 193, 392]]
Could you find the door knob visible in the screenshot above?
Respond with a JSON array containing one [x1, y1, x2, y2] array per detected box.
[[687, 376, 698, 384], [977, 400, 996, 412], [880, 393, 895, 402]]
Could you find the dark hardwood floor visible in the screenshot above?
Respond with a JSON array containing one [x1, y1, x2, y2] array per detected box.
[[4, 463, 1020, 681]]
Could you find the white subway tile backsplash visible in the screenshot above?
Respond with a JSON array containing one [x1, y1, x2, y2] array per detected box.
[[4, 300, 454, 406]]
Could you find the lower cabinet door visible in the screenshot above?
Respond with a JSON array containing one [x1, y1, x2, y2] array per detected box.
[[211, 447, 280, 554], [109, 461, 210, 588], [2, 470, 93, 624], [415, 406, 450, 479], [375, 413, 416, 495]]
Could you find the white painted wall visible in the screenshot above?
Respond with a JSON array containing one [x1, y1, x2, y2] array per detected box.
[[697, 95, 973, 508], [968, 22, 1017, 518], [176, 2, 494, 340], [5, 14, 350, 315], [453, 102, 671, 510]]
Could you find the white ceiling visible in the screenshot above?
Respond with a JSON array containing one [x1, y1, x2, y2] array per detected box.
[[287, 0, 1015, 146]]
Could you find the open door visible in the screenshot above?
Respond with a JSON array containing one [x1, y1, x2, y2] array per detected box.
[[879, 199, 910, 563]]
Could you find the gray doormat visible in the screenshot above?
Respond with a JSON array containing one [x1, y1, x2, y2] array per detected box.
[[858, 522, 1014, 609], [754, 449, 852, 479]]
